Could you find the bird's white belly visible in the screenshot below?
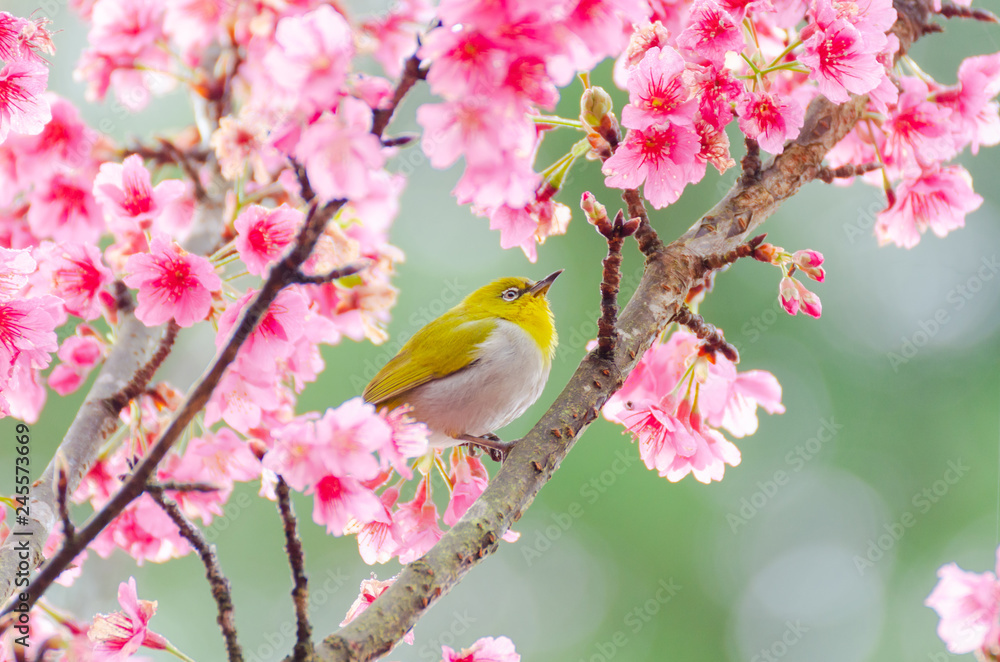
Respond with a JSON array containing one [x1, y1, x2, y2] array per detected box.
[[404, 320, 550, 446]]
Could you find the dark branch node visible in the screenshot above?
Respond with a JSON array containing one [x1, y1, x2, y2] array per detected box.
[[291, 260, 371, 286], [673, 306, 739, 363], [740, 137, 762, 186], [816, 162, 882, 183], [702, 234, 767, 271]]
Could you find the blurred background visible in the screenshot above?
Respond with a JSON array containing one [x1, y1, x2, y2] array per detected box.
[[3, 2, 999, 661]]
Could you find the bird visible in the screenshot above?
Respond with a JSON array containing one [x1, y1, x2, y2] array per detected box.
[[363, 270, 562, 461]]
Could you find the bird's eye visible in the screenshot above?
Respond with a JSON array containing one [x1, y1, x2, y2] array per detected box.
[[501, 288, 519, 301]]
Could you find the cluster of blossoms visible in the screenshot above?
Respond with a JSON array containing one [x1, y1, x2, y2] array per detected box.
[[926, 545, 1000, 659], [603, 329, 785, 483]]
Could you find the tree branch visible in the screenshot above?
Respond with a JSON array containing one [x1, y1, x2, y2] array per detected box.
[[147, 485, 242, 662], [314, 2, 932, 658], [276, 478, 313, 662]]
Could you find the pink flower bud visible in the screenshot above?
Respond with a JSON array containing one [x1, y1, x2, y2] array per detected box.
[[793, 249, 825, 282], [779, 276, 800, 315], [797, 281, 823, 318]]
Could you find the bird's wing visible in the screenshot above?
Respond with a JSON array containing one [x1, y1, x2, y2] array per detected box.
[[362, 317, 495, 405]]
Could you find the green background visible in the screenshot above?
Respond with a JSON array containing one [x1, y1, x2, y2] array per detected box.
[[3, 2, 1000, 661]]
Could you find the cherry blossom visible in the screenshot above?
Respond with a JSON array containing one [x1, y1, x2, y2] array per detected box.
[[602, 123, 702, 208], [93, 155, 186, 232], [88, 577, 170, 657], [442, 636, 521, 662], [736, 91, 805, 154], [0, 60, 51, 143], [875, 165, 983, 249], [123, 234, 221, 327], [926, 547, 1000, 656]]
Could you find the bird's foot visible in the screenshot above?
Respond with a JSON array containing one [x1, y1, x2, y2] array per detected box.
[[458, 433, 512, 463]]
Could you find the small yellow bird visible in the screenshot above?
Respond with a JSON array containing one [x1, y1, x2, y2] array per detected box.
[[363, 271, 562, 459]]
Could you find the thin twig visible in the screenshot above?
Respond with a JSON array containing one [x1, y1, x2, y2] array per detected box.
[[702, 234, 767, 271], [148, 481, 223, 493], [816, 162, 882, 183], [372, 52, 427, 140], [147, 485, 242, 662], [55, 455, 74, 546], [672, 306, 740, 363], [938, 3, 997, 21], [290, 261, 371, 285], [276, 478, 313, 661], [106, 320, 180, 414]]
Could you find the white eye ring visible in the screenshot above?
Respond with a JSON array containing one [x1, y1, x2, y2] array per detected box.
[[502, 288, 519, 301]]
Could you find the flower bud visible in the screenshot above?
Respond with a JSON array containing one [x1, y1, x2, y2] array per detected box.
[[778, 276, 800, 315], [792, 249, 825, 282], [581, 86, 614, 129]]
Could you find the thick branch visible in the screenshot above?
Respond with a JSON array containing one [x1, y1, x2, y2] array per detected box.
[[315, 2, 931, 658]]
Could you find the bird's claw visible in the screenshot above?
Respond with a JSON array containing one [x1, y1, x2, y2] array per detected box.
[[458, 433, 512, 463]]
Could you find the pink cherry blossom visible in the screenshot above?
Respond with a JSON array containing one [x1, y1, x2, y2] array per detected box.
[[486, 195, 571, 263], [603, 330, 783, 483], [621, 46, 697, 131], [875, 165, 983, 249], [0, 245, 35, 299], [395, 477, 443, 563], [799, 18, 883, 103], [810, 0, 896, 53], [0, 12, 54, 64], [27, 172, 105, 245], [74, 0, 170, 111], [91, 494, 192, 563], [736, 91, 805, 154], [49, 333, 106, 396], [688, 64, 742, 130], [884, 77, 955, 169], [93, 155, 186, 231], [123, 234, 221, 327], [0, 60, 51, 143], [309, 475, 384, 535], [362, 0, 434, 78], [88, 577, 170, 657], [442, 636, 521, 662], [352, 487, 402, 564], [779, 275, 822, 317], [926, 547, 1000, 655], [263, 6, 354, 116], [0, 294, 60, 372], [379, 406, 430, 479], [296, 98, 386, 203], [341, 574, 414, 644], [420, 28, 507, 99], [16, 95, 98, 179], [444, 452, 489, 526], [216, 287, 309, 365], [619, 396, 742, 483], [602, 123, 702, 209], [234, 204, 303, 276], [31, 242, 112, 321], [676, 0, 745, 64], [934, 53, 1000, 155], [417, 97, 534, 170]]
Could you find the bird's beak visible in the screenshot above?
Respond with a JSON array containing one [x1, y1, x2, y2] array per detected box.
[[528, 270, 563, 297]]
